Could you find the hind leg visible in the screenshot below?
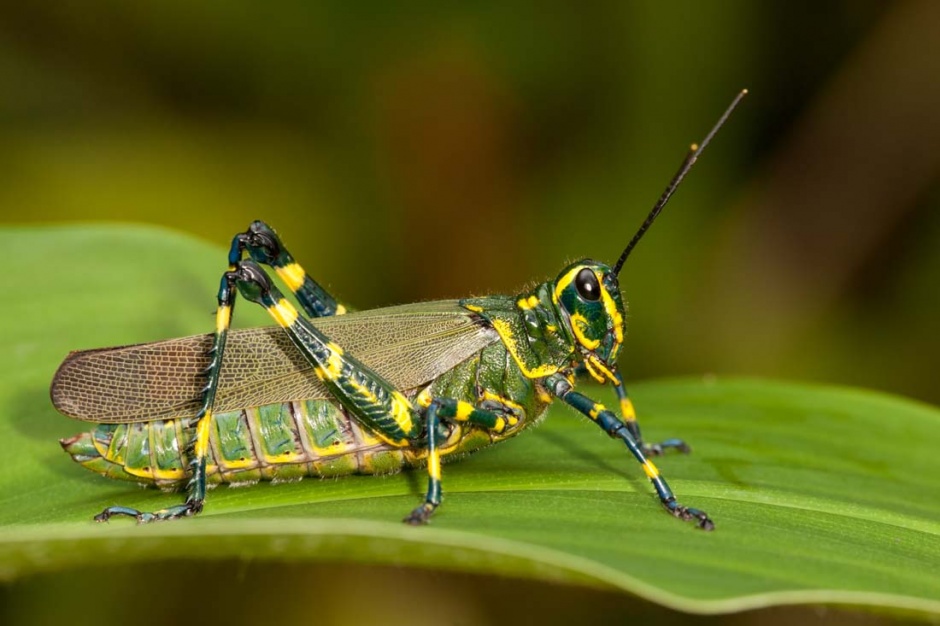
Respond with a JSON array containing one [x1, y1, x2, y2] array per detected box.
[[98, 260, 424, 522], [95, 222, 349, 523], [228, 220, 349, 317]]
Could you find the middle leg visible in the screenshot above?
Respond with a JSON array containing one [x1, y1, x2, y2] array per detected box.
[[576, 363, 691, 456], [404, 397, 517, 525]]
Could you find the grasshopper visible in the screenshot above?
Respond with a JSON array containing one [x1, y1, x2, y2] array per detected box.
[[53, 91, 746, 530]]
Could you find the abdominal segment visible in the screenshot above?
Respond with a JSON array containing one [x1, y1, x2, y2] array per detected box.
[[61, 400, 416, 490]]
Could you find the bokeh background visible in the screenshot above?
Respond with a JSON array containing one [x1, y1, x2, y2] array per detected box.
[[2, 1, 938, 624], [2, 1, 939, 402]]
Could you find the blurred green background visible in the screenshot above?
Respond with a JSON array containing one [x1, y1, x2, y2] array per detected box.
[[2, 1, 939, 402], [2, 1, 938, 624]]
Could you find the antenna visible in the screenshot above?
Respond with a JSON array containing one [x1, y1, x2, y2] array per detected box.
[[613, 89, 748, 276]]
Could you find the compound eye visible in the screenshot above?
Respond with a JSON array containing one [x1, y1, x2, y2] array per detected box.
[[575, 268, 601, 301]]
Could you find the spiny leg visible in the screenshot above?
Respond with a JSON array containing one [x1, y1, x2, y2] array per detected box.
[[546, 373, 713, 530], [611, 371, 689, 456], [405, 397, 517, 525], [95, 224, 352, 524], [99, 222, 353, 520], [229, 220, 348, 318], [94, 273, 237, 522]]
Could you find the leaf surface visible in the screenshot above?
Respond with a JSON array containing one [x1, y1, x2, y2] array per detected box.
[[2, 225, 938, 616]]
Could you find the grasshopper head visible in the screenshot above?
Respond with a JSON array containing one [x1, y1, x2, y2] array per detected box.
[[550, 91, 747, 383], [552, 260, 625, 381]]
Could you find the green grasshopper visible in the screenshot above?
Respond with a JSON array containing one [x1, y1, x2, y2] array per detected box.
[[53, 91, 746, 530]]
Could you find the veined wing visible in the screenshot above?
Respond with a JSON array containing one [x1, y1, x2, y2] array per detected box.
[[51, 301, 498, 423]]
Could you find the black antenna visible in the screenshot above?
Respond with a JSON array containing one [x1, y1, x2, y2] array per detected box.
[[612, 89, 748, 276]]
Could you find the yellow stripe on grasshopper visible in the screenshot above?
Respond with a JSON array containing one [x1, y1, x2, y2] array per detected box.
[[582, 356, 607, 384], [482, 391, 524, 413], [599, 284, 624, 344], [586, 354, 617, 383], [642, 459, 660, 479], [390, 391, 415, 435], [321, 351, 344, 380], [276, 263, 307, 293], [490, 319, 562, 378], [455, 401, 475, 421], [270, 298, 299, 328], [215, 304, 231, 333], [481, 391, 522, 427], [620, 397, 637, 422], [552, 265, 581, 304], [314, 342, 346, 381], [428, 448, 442, 481], [516, 295, 540, 310], [588, 403, 606, 420], [194, 411, 213, 459], [150, 467, 186, 480], [348, 379, 379, 405], [570, 312, 601, 351]]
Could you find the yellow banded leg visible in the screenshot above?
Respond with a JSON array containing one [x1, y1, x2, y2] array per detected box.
[[612, 372, 689, 456], [547, 373, 713, 530], [94, 280, 237, 523], [404, 401, 444, 525], [404, 396, 519, 525]]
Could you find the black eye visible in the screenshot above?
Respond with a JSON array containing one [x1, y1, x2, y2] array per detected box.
[[575, 268, 600, 301]]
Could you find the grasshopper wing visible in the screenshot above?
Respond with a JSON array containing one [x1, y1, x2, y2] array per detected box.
[[51, 301, 498, 423]]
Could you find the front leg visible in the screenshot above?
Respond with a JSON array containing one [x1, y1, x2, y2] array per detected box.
[[573, 364, 690, 456], [611, 371, 690, 457], [546, 373, 713, 530]]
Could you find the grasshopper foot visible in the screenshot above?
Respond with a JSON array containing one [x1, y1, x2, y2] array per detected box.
[[403, 502, 437, 525], [663, 498, 714, 531], [94, 501, 203, 524], [643, 438, 691, 456]]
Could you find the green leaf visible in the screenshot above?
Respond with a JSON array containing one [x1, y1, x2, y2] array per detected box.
[[2, 225, 938, 617]]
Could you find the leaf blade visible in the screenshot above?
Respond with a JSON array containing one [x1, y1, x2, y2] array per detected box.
[[1, 225, 938, 616]]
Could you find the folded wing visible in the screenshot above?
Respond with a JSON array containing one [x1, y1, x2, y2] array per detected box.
[[51, 301, 497, 423]]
